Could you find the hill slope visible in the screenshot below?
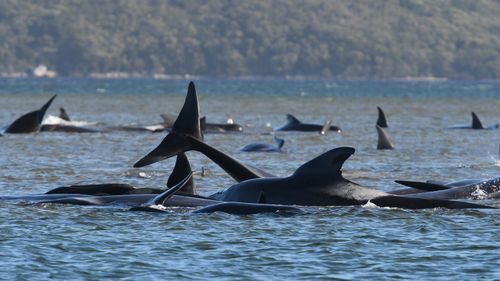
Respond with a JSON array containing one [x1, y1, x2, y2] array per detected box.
[[0, 0, 499, 79]]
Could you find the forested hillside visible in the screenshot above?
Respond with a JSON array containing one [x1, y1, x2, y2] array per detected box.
[[0, 0, 499, 79]]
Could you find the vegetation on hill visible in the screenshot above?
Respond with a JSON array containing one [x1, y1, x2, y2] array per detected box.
[[0, 0, 499, 79]]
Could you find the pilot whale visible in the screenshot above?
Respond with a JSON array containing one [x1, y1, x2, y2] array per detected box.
[[162, 113, 243, 133], [4, 170, 299, 215], [275, 114, 341, 133], [43, 152, 196, 197], [240, 136, 285, 153], [0, 152, 198, 206], [2, 153, 215, 208], [200, 116, 243, 133], [130, 172, 301, 215], [132, 82, 494, 209], [4, 95, 56, 133], [448, 112, 499, 130], [207, 147, 493, 209]]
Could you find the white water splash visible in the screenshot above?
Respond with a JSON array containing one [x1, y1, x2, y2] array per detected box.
[[43, 115, 99, 127], [470, 185, 489, 200], [361, 200, 380, 208]]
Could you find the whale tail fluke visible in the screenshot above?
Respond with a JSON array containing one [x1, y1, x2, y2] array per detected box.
[[6, 94, 57, 133], [376, 125, 394, 150], [471, 112, 484, 129], [376, 106, 388, 128], [134, 82, 202, 168], [172, 82, 202, 139]]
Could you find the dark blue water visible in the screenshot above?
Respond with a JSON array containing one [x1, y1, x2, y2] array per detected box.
[[0, 78, 499, 280]]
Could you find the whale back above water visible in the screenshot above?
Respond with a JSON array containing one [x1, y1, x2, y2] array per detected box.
[[200, 116, 243, 133], [209, 147, 494, 209], [448, 112, 498, 130], [240, 136, 285, 152], [40, 124, 100, 133], [275, 114, 342, 133], [210, 147, 388, 205], [45, 183, 137, 195], [395, 177, 500, 200], [129, 171, 301, 215], [5, 95, 56, 133]]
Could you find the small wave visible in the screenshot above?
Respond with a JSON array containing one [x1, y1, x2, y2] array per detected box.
[[121, 170, 164, 178]]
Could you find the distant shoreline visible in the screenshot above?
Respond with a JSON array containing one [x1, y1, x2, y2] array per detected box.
[[0, 72, 463, 82]]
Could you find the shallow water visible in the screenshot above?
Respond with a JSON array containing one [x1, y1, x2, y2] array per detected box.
[[0, 78, 499, 280]]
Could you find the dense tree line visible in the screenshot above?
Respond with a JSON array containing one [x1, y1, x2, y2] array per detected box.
[[0, 0, 499, 79]]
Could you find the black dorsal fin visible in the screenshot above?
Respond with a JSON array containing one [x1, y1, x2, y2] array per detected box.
[[376, 125, 394, 150], [293, 147, 355, 179], [376, 106, 388, 128], [471, 112, 484, 129], [59, 107, 71, 121], [286, 114, 301, 124], [166, 153, 196, 195], [274, 136, 285, 150]]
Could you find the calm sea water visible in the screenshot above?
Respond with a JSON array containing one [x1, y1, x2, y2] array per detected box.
[[0, 78, 499, 280]]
